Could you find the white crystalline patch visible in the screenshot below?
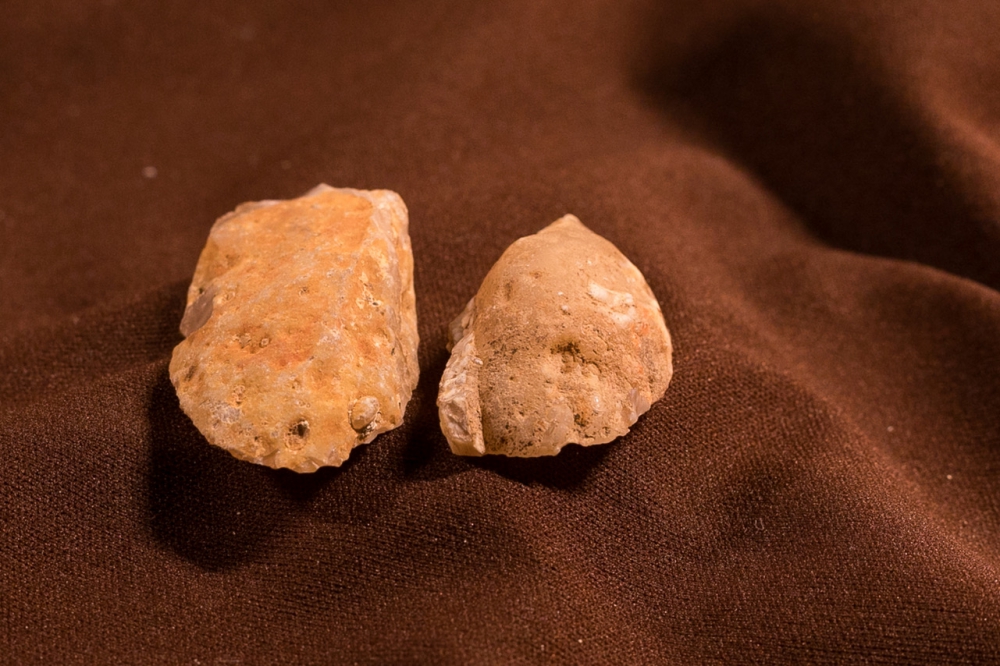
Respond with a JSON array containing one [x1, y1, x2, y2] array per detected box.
[[437, 298, 485, 456], [437, 331, 485, 456], [587, 281, 636, 326], [212, 404, 242, 425], [623, 387, 652, 426]]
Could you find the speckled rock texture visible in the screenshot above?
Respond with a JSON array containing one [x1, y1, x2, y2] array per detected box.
[[169, 185, 419, 472], [438, 215, 673, 457]]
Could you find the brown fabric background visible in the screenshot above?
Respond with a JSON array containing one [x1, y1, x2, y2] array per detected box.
[[2, 0, 1000, 663]]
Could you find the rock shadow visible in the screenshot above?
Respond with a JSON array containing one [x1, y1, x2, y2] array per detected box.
[[398, 344, 469, 481], [145, 369, 341, 570], [636, 8, 1000, 291], [472, 442, 612, 491]]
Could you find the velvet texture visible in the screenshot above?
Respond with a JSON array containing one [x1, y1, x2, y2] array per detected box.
[[2, 1, 999, 663]]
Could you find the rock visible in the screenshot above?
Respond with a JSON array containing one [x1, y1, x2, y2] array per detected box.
[[437, 215, 672, 457], [169, 184, 419, 472]]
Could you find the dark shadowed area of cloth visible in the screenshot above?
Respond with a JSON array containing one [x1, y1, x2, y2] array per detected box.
[[2, 0, 999, 663]]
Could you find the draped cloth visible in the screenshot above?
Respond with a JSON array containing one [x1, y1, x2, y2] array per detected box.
[[2, 0, 999, 662]]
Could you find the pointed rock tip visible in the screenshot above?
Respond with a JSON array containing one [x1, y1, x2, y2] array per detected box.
[[303, 183, 335, 197], [539, 214, 595, 237]]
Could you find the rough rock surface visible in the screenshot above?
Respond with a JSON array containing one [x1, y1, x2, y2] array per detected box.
[[438, 215, 672, 457], [169, 185, 419, 472]]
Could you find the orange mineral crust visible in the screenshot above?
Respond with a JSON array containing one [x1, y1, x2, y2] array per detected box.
[[169, 185, 419, 472]]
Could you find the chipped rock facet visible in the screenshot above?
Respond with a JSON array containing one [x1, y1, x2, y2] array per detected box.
[[169, 185, 419, 472], [437, 215, 672, 457]]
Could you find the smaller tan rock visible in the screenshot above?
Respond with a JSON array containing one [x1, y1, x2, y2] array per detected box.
[[438, 215, 673, 457], [169, 185, 419, 472]]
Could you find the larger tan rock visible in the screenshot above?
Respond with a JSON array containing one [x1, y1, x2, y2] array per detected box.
[[169, 185, 419, 472], [438, 215, 672, 457]]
